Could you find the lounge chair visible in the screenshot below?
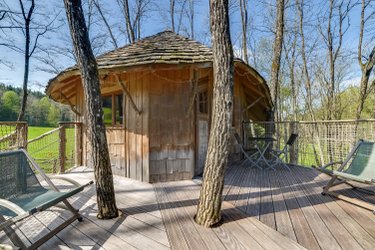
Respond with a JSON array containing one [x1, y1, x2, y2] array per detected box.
[[233, 133, 262, 169], [318, 140, 375, 212], [270, 133, 298, 171], [0, 149, 93, 249]]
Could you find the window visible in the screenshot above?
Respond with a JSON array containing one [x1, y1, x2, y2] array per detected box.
[[198, 90, 208, 114], [102, 93, 124, 126]]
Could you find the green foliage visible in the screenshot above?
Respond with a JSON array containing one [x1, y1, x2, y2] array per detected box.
[[0, 90, 20, 120], [0, 83, 73, 126]]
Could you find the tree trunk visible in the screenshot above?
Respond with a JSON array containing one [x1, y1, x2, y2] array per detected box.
[[239, 0, 248, 64], [356, 72, 371, 120], [170, 0, 175, 32], [189, 0, 195, 39], [355, 0, 375, 120], [269, 0, 285, 121], [123, 0, 135, 43], [63, 0, 119, 219], [17, 0, 34, 122], [195, 0, 234, 228]]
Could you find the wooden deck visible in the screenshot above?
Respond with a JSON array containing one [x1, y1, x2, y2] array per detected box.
[[223, 164, 375, 250], [0, 167, 169, 250], [1, 164, 375, 249]]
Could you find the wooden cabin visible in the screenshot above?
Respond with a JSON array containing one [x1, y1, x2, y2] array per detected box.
[[46, 31, 273, 183]]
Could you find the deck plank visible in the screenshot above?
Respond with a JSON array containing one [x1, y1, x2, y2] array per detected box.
[[245, 168, 262, 218], [154, 183, 190, 250], [297, 166, 375, 249], [5, 164, 375, 250], [154, 179, 305, 250], [291, 167, 364, 250], [275, 169, 321, 250], [279, 168, 342, 250], [268, 170, 297, 241], [259, 170, 276, 229]]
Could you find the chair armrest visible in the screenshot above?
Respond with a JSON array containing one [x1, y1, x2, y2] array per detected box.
[[0, 199, 30, 231], [47, 176, 81, 187], [320, 161, 343, 170], [0, 199, 26, 216]]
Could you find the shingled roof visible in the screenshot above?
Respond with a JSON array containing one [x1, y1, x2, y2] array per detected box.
[[95, 30, 213, 68], [47, 31, 270, 109]]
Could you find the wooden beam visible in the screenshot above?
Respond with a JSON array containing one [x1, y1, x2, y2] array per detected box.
[[242, 96, 263, 113], [59, 91, 82, 116], [186, 68, 199, 117], [114, 74, 141, 115]]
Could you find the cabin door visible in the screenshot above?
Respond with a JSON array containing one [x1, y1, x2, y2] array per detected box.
[[196, 85, 209, 176]]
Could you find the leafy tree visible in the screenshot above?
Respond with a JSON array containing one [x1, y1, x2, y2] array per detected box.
[[0, 90, 20, 120]]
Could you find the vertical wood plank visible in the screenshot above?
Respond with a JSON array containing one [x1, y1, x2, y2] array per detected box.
[[136, 72, 142, 181], [143, 74, 150, 182]]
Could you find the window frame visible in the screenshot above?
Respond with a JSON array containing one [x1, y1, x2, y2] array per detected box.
[[102, 92, 124, 127]]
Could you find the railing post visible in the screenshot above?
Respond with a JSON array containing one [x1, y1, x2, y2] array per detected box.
[[59, 124, 66, 173], [289, 121, 298, 165], [75, 123, 83, 166], [15, 122, 28, 149]]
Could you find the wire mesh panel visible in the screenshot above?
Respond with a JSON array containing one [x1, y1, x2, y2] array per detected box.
[[27, 127, 61, 173], [0, 122, 27, 151], [27, 123, 81, 174], [243, 119, 375, 168]]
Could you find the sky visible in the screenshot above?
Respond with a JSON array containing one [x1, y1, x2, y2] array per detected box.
[[0, 0, 366, 92]]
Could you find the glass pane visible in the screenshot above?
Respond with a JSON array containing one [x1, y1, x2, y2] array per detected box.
[[115, 94, 123, 124], [102, 96, 112, 125]]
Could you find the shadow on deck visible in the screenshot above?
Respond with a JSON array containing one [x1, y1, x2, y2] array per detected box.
[[1, 164, 374, 250]]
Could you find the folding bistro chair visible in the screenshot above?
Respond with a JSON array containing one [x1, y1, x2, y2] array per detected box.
[[270, 133, 298, 171], [318, 140, 375, 212], [0, 149, 93, 249], [233, 133, 262, 169]]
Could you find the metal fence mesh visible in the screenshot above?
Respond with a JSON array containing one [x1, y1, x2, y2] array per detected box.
[[0, 122, 80, 173], [0, 122, 27, 151], [243, 120, 375, 168], [27, 124, 77, 173], [27, 128, 60, 173]]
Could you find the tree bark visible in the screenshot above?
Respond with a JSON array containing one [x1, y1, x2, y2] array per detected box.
[[189, 0, 195, 39], [170, 0, 175, 32], [355, 0, 375, 120], [239, 0, 248, 64], [195, 0, 234, 228], [63, 0, 119, 219], [123, 0, 135, 43], [17, 0, 34, 122], [269, 0, 285, 122]]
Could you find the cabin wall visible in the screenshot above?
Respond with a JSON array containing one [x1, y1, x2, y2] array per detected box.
[[229, 74, 248, 159], [148, 68, 195, 183], [123, 71, 149, 182], [71, 64, 267, 183], [78, 71, 149, 183]]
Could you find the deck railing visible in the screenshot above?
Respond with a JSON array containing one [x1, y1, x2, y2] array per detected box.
[[0, 121, 82, 173], [243, 119, 375, 167], [0, 122, 28, 151], [27, 122, 83, 173]]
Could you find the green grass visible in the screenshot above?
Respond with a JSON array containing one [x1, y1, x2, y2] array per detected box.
[[28, 126, 56, 139], [26, 126, 76, 173]]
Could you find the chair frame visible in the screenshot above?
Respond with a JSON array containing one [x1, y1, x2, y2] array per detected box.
[[270, 133, 298, 171], [0, 149, 93, 249], [318, 140, 375, 213], [233, 133, 262, 170]]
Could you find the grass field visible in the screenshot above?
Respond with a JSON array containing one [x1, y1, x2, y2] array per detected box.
[[28, 126, 56, 139], [26, 126, 76, 173]]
